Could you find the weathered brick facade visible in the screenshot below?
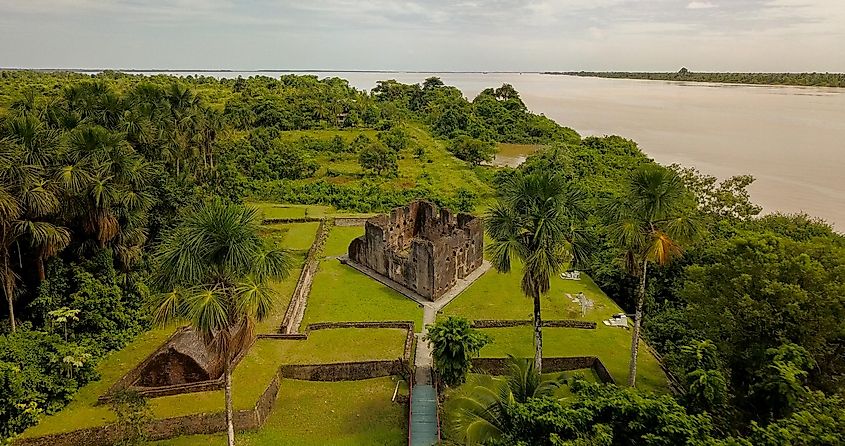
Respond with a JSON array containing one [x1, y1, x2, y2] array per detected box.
[[348, 200, 483, 300]]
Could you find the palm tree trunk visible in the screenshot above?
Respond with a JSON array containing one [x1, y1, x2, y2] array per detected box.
[[3, 268, 15, 333], [532, 286, 543, 374], [224, 357, 235, 446], [627, 259, 648, 387], [37, 255, 46, 282]]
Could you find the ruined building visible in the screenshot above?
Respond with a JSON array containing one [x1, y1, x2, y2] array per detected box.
[[348, 200, 483, 301], [133, 328, 223, 387]]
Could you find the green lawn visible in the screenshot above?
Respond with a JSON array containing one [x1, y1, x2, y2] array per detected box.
[[442, 268, 618, 323], [285, 328, 408, 363], [477, 327, 667, 393], [441, 267, 668, 393], [260, 222, 321, 251], [250, 201, 335, 220], [305, 260, 423, 328], [322, 225, 365, 257], [153, 377, 407, 446]]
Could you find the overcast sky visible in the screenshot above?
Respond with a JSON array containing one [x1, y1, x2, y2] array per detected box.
[[1, 0, 843, 71]]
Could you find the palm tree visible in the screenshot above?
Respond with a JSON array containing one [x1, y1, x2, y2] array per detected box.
[[605, 165, 700, 387], [0, 137, 69, 330], [486, 171, 589, 372], [449, 355, 566, 444], [149, 200, 294, 446]]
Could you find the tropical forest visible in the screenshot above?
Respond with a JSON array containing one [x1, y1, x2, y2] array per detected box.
[[0, 70, 843, 446]]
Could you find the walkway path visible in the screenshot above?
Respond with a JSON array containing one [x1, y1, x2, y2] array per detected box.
[[339, 256, 492, 445], [408, 262, 491, 446]]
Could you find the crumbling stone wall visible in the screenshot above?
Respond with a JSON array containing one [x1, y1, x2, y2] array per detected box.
[[348, 200, 483, 300]]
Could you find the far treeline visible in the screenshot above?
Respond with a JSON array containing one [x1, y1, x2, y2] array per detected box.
[[547, 68, 845, 87]]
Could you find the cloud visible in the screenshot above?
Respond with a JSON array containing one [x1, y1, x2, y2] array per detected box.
[[688, 1, 718, 9]]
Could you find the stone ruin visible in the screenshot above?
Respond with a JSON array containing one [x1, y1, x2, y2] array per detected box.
[[133, 328, 223, 387], [348, 200, 483, 301], [102, 326, 252, 401]]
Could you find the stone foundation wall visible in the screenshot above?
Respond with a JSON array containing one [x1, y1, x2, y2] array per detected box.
[[334, 217, 369, 226], [280, 219, 331, 333], [278, 360, 405, 381]]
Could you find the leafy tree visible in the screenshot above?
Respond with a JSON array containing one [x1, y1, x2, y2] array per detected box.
[[449, 135, 496, 166], [486, 171, 589, 371], [425, 316, 489, 387], [750, 343, 815, 420], [358, 142, 398, 176], [747, 390, 845, 446], [47, 307, 79, 342], [672, 340, 728, 415], [377, 126, 410, 152], [491, 381, 717, 446], [149, 200, 294, 446], [672, 165, 761, 220], [604, 165, 700, 387]]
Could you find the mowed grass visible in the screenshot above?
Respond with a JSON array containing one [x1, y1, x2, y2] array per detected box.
[[305, 225, 423, 326], [477, 327, 667, 393], [441, 267, 668, 393], [443, 267, 618, 323], [250, 201, 335, 220], [322, 225, 365, 257], [260, 222, 321, 251], [305, 260, 423, 328], [284, 328, 408, 363], [23, 328, 408, 438], [152, 377, 407, 446]]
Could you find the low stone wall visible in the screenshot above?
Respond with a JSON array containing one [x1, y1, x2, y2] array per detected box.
[[333, 217, 369, 226], [472, 319, 596, 329], [263, 217, 323, 224], [256, 333, 308, 340], [278, 360, 405, 381], [470, 356, 616, 384], [280, 219, 331, 333]]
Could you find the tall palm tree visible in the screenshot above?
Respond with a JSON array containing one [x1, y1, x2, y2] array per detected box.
[[486, 171, 589, 372], [62, 125, 153, 253], [449, 355, 566, 444], [149, 200, 293, 446], [605, 165, 700, 387], [0, 137, 68, 331]]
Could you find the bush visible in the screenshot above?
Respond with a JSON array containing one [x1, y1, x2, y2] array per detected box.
[[425, 316, 489, 387], [448, 135, 496, 166]]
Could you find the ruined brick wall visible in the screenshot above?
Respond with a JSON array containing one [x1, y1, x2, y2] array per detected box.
[[348, 201, 482, 300]]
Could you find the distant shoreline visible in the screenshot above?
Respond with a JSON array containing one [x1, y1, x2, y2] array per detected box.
[[545, 71, 845, 88], [0, 68, 538, 74]]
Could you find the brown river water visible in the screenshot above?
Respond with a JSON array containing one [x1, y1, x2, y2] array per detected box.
[[143, 71, 845, 230]]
